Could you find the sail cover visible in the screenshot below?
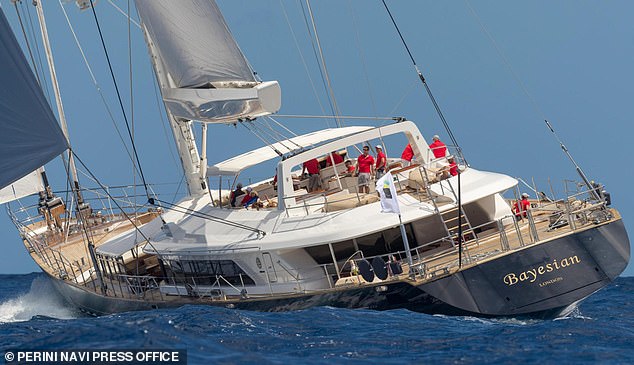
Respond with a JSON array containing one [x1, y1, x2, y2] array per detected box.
[[134, 0, 256, 88], [0, 9, 67, 191]]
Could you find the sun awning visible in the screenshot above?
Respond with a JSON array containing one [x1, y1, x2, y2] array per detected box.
[[207, 126, 372, 176]]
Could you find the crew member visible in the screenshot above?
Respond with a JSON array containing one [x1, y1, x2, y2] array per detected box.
[[513, 193, 531, 219], [356, 146, 375, 194], [325, 151, 343, 167], [375, 145, 387, 179], [401, 143, 414, 166], [302, 158, 321, 192], [429, 135, 447, 159]]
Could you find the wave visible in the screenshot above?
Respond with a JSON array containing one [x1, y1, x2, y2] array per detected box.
[[0, 275, 79, 323]]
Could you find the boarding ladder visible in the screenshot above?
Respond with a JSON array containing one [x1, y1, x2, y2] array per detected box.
[[417, 164, 477, 264]]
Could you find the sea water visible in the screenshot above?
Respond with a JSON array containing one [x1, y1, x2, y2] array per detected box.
[[0, 273, 632, 364]]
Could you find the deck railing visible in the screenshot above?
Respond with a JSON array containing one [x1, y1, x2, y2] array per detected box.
[[8, 177, 612, 302]]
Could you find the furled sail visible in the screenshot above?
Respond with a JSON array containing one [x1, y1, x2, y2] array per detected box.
[[0, 9, 68, 191], [135, 0, 281, 123]]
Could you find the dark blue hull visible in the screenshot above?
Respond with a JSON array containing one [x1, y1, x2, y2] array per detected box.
[[47, 219, 630, 318]]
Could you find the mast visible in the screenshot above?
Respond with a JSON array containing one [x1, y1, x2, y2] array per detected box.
[[141, 33, 205, 196], [134, 0, 280, 197], [34, 1, 85, 206]]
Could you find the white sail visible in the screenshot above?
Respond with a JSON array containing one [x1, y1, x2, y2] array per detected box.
[[135, 0, 281, 123], [135, 0, 255, 88], [0, 9, 68, 191], [0, 170, 45, 205]]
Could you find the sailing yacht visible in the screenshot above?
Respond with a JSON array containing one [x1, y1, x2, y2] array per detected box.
[[1, 0, 629, 318]]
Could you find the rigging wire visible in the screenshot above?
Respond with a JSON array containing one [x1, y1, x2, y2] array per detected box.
[[104, 0, 184, 195], [275, 114, 400, 122], [464, 1, 597, 191], [170, 174, 186, 205], [126, 0, 138, 213], [303, 0, 344, 128], [106, 0, 141, 28], [279, 0, 328, 119], [106, 0, 183, 182], [263, 116, 305, 153], [21, 1, 52, 103], [464, 0, 547, 121], [262, 117, 303, 150], [88, 0, 150, 201], [240, 122, 284, 157], [260, 118, 290, 142], [152, 79, 180, 168], [57, 1, 135, 165], [22, 2, 44, 80], [347, 0, 379, 118], [248, 120, 296, 153], [12, 1, 41, 86], [265, 116, 299, 138], [381, 0, 463, 158], [71, 151, 167, 262], [150, 197, 266, 237], [388, 79, 419, 117], [298, 0, 337, 128]]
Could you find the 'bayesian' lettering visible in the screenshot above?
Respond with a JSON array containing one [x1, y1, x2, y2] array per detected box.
[[503, 256, 580, 286]]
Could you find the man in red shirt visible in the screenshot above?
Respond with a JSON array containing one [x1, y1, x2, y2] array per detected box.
[[302, 158, 321, 192], [325, 151, 344, 167], [448, 156, 458, 176], [513, 193, 531, 220], [342, 160, 356, 175], [401, 143, 414, 166], [439, 155, 459, 180], [429, 135, 447, 159], [375, 145, 387, 180], [356, 146, 375, 193]]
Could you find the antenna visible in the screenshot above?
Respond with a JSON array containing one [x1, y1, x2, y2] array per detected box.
[[544, 119, 600, 200]]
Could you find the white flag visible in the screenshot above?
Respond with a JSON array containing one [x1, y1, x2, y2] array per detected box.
[[376, 171, 400, 214]]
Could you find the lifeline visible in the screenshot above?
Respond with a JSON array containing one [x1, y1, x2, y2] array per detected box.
[[503, 256, 581, 286]]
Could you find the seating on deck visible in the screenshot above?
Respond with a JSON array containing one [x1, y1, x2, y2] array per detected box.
[[323, 191, 380, 212]]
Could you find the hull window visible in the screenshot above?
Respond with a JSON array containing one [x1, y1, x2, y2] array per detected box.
[[165, 259, 255, 286]]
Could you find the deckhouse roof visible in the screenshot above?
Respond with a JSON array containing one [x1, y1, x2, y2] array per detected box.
[[206, 126, 372, 176]]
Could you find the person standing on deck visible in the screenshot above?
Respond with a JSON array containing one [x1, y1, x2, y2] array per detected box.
[[429, 135, 447, 159], [375, 145, 387, 180], [356, 146, 375, 194], [401, 143, 414, 166], [513, 193, 531, 220], [325, 151, 343, 167], [302, 158, 322, 192]]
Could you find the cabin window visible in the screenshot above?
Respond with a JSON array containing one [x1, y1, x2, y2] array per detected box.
[[166, 259, 255, 286], [383, 224, 415, 253], [355, 232, 386, 257], [304, 244, 333, 265], [304, 239, 356, 266], [410, 216, 447, 249], [332, 240, 356, 262]]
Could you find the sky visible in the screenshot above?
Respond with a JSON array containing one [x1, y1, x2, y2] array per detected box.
[[0, 0, 632, 276]]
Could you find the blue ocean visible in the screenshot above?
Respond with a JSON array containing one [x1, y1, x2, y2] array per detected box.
[[0, 273, 632, 364]]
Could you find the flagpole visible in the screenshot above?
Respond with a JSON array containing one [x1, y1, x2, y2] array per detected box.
[[378, 171, 413, 275], [458, 166, 463, 268], [398, 213, 413, 269]]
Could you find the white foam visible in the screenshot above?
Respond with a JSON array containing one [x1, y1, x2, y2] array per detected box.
[[0, 275, 79, 323]]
